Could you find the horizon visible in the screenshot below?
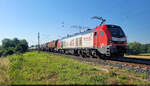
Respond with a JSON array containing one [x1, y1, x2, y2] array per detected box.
[[0, 0, 150, 46]]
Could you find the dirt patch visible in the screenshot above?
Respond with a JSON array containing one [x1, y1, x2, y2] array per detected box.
[[125, 55, 150, 59]]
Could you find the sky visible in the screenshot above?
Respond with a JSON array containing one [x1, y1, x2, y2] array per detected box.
[[0, 0, 150, 46]]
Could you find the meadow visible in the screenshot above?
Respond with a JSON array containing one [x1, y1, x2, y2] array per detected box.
[[0, 51, 150, 85]]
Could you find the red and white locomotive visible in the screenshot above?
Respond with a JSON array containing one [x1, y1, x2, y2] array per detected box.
[[36, 17, 128, 59], [57, 24, 127, 58]]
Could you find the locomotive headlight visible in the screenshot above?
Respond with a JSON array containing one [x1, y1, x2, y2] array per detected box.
[[108, 40, 112, 43]]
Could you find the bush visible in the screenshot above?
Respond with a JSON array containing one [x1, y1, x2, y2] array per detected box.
[[128, 41, 142, 55], [0, 38, 28, 57], [127, 42, 150, 55], [2, 48, 15, 56]]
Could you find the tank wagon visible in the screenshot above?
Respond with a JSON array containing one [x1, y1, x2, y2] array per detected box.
[[57, 24, 128, 58]]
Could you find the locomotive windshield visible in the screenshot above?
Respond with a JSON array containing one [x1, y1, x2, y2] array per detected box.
[[108, 27, 125, 38]]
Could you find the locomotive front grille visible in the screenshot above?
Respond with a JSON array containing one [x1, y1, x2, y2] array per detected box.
[[112, 41, 124, 44]]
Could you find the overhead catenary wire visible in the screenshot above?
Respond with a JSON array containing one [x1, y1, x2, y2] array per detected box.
[[91, 16, 106, 26]]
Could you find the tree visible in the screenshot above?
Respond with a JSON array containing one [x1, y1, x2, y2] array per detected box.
[[2, 39, 15, 49], [15, 39, 28, 53], [0, 46, 2, 50], [128, 41, 142, 55], [140, 44, 147, 53], [146, 44, 150, 53], [13, 38, 20, 45], [2, 47, 15, 56], [0, 38, 28, 57]]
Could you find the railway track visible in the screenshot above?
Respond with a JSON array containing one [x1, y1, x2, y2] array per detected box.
[[50, 52, 150, 74]]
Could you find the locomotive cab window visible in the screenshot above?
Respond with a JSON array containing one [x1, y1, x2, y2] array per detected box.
[[108, 27, 125, 38], [94, 32, 97, 36], [100, 31, 104, 36]]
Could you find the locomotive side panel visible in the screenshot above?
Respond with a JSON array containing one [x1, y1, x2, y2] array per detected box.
[[68, 36, 75, 48], [75, 35, 82, 48], [63, 38, 70, 49], [81, 32, 93, 48], [93, 25, 108, 47], [60, 33, 93, 49]]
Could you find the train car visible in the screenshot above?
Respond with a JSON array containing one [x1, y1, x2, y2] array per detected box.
[[48, 40, 58, 52], [57, 24, 128, 58], [29, 45, 38, 51], [40, 43, 48, 51]]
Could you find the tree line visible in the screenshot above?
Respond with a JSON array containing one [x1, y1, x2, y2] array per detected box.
[[0, 38, 28, 57], [128, 41, 150, 55], [0, 37, 149, 56]]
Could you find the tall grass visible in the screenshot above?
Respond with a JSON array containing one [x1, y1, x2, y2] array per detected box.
[[9, 54, 24, 84], [0, 58, 10, 84], [0, 51, 150, 85]]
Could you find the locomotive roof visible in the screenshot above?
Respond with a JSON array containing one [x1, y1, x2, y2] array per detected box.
[[58, 24, 121, 41], [59, 29, 94, 41], [106, 24, 121, 28]]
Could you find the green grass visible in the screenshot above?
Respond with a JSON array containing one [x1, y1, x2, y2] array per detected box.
[[0, 51, 150, 85], [138, 53, 150, 56]]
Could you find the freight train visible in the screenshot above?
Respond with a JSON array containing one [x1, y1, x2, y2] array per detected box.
[[29, 18, 128, 59]]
